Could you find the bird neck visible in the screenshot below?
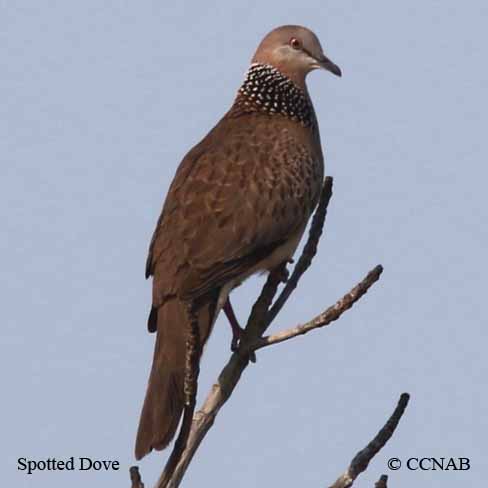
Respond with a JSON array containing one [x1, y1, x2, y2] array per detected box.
[[230, 63, 315, 127]]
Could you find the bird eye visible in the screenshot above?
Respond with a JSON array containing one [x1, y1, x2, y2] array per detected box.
[[290, 37, 302, 50]]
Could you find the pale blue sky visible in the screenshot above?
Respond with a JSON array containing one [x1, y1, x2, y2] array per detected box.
[[2, 1, 487, 486]]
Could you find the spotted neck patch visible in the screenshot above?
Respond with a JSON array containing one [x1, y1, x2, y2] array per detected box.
[[232, 63, 315, 127]]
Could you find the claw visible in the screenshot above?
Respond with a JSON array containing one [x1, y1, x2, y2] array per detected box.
[[230, 332, 241, 352], [275, 262, 290, 283]]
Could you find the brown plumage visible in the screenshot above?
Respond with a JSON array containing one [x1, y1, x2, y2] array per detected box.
[[135, 25, 341, 461]]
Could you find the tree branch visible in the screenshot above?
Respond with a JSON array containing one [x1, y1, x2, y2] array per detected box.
[[266, 175, 333, 325], [162, 263, 286, 488], [374, 475, 388, 488], [130, 177, 388, 488], [130, 466, 144, 488], [251, 264, 383, 351], [161, 178, 335, 488], [329, 393, 410, 488], [156, 304, 202, 488]]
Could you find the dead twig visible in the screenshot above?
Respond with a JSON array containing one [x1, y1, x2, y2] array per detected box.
[[329, 393, 410, 488], [129, 177, 387, 488], [130, 466, 144, 488], [156, 304, 201, 488], [162, 178, 335, 488], [374, 474, 388, 488], [251, 264, 383, 351], [266, 176, 333, 325], [164, 266, 285, 488]]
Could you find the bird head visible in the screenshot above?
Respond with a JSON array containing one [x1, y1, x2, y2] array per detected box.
[[252, 25, 341, 89]]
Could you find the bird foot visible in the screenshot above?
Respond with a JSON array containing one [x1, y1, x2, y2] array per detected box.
[[274, 262, 291, 283], [230, 325, 243, 352], [230, 324, 257, 362], [233, 331, 258, 363]]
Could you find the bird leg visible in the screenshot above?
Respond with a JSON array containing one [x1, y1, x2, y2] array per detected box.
[[223, 298, 243, 351], [223, 262, 291, 351], [223, 298, 257, 362]]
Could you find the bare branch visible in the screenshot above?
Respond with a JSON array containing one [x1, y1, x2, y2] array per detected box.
[[329, 393, 410, 488], [132, 177, 387, 488], [266, 176, 333, 325], [374, 475, 388, 488], [161, 179, 334, 487], [163, 267, 284, 488], [130, 466, 144, 488], [252, 264, 383, 351], [156, 304, 202, 488]]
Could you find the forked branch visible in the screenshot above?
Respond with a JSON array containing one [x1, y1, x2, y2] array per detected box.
[[131, 177, 390, 488], [251, 264, 383, 351]]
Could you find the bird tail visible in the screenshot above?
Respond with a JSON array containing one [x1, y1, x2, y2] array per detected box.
[[135, 297, 215, 461]]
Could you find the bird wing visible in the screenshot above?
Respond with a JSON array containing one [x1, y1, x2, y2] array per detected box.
[[147, 114, 322, 308]]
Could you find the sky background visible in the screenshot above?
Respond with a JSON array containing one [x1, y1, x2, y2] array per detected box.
[[2, 1, 487, 487]]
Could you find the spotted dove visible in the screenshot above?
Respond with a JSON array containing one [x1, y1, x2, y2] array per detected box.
[[135, 25, 341, 460]]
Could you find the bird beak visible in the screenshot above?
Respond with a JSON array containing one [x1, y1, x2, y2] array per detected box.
[[317, 54, 342, 77]]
